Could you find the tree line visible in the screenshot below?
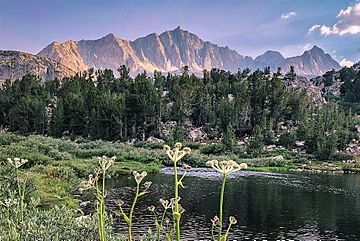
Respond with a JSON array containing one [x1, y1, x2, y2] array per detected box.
[[0, 66, 356, 159]]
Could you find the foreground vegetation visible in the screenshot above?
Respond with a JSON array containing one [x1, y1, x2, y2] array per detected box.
[[0, 131, 359, 210], [1, 130, 360, 239], [0, 139, 248, 240]]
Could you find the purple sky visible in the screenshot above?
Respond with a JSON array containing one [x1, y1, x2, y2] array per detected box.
[[0, 0, 359, 65]]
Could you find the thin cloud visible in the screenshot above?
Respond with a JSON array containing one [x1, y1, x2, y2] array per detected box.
[[309, 3, 360, 36], [308, 24, 321, 34], [339, 59, 354, 67], [281, 11, 296, 20]]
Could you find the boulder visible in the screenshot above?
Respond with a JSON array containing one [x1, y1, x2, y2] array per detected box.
[[147, 136, 165, 144], [188, 128, 207, 142]]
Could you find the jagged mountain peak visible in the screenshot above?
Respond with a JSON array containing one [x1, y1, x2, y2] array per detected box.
[[100, 33, 118, 41], [104, 33, 116, 38], [172, 26, 187, 34], [36, 28, 340, 77], [164, 26, 199, 40], [255, 50, 285, 60], [308, 45, 324, 54]]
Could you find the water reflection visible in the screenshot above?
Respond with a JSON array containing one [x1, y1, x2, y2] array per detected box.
[[102, 168, 360, 240]]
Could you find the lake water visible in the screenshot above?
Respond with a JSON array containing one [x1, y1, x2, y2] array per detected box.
[[103, 168, 360, 240]]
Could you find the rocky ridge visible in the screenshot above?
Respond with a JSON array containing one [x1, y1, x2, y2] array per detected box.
[[311, 61, 360, 97], [0, 50, 75, 83], [37, 27, 340, 77]]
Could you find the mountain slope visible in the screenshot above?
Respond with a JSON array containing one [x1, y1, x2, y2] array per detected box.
[[37, 27, 340, 76], [312, 61, 360, 96], [0, 50, 75, 83], [284, 46, 340, 77], [254, 50, 286, 71], [38, 27, 254, 75]]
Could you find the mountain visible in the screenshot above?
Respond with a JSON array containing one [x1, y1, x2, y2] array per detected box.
[[254, 50, 286, 71], [0, 50, 75, 83], [37, 27, 340, 77], [284, 46, 341, 77], [38, 27, 253, 75]]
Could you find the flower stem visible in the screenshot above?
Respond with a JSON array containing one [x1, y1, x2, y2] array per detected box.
[[95, 175, 101, 240], [223, 223, 233, 240], [128, 182, 140, 241], [101, 169, 106, 241], [173, 157, 181, 241], [211, 225, 216, 241], [218, 174, 227, 241], [15, 168, 27, 223]]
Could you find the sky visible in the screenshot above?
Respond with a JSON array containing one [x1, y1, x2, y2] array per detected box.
[[0, 0, 359, 66]]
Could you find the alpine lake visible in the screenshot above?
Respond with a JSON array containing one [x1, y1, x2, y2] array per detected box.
[[83, 168, 360, 240]]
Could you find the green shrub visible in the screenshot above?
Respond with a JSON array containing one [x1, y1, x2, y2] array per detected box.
[[182, 142, 202, 150], [260, 148, 295, 159], [245, 156, 290, 167], [200, 144, 225, 155], [0, 205, 99, 240], [278, 132, 296, 148], [330, 152, 352, 161], [27, 173, 78, 208], [293, 154, 313, 164], [133, 141, 163, 149], [0, 132, 24, 145], [30, 165, 78, 181]]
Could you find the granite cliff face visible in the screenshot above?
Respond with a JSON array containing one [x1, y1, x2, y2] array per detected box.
[[254, 46, 340, 77], [38, 27, 340, 77], [254, 50, 287, 71], [284, 46, 340, 78], [0, 50, 75, 83], [38, 27, 254, 75]]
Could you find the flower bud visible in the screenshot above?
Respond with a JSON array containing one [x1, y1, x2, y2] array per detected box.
[[206, 160, 215, 167], [183, 147, 191, 154], [182, 163, 191, 171], [174, 142, 182, 148], [229, 216, 237, 225], [239, 163, 248, 169], [163, 145, 171, 152], [115, 199, 124, 207], [211, 215, 221, 227], [143, 181, 152, 189]]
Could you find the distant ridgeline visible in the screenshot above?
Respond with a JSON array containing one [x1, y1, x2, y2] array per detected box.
[[0, 65, 357, 160], [1, 28, 341, 82]]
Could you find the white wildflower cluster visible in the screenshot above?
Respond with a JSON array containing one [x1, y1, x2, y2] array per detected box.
[[182, 163, 191, 171], [147, 205, 155, 212], [143, 181, 152, 191], [7, 158, 28, 169], [206, 160, 247, 175], [97, 156, 116, 171], [0, 199, 17, 208], [115, 199, 124, 207], [133, 171, 147, 184], [159, 198, 172, 210], [79, 174, 96, 192], [211, 215, 221, 227], [170, 197, 185, 214], [163, 142, 191, 163]]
